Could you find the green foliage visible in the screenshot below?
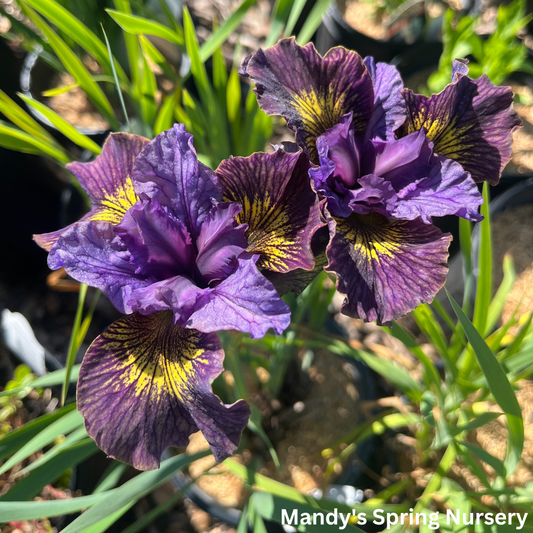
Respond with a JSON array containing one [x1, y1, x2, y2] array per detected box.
[[426, 0, 532, 94]]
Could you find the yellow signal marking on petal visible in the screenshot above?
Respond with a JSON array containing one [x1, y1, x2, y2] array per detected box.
[[87, 176, 139, 225], [234, 191, 298, 273], [96, 312, 210, 402], [335, 214, 406, 265]]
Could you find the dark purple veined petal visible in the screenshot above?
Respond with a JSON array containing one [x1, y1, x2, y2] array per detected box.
[[326, 212, 452, 325], [48, 221, 148, 314], [132, 124, 222, 241], [363, 57, 406, 141], [241, 38, 373, 161], [187, 255, 291, 338], [392, 155, 483, 223], [34, 133, 149, 251], [77, 311, 250, 470], [216, 150, 325, 273], [399, 73, 521, 185]]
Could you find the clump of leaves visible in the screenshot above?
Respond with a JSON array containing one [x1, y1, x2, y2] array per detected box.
[[426, 0, 533, 94]]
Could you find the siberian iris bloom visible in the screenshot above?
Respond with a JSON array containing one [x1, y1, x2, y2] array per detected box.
[[34, 124, 323, 470], [241, 38, 521, 324]]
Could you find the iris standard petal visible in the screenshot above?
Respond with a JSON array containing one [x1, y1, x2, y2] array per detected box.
[[132, 124, 222, 241], [399, 74, 521, 185], [393, 156, 483, 223], [241, 37, 373, 161], [326, 213, 452, 325], [187, 255, 291, 338], [195, 203, 249, 283], [34, 133, 149, 251], [363, 57, 406, 141], [115, 200, 196, 281], [77, 311, 251, 470], [48, 221, 148, 314], [216, 150, 324, 273]]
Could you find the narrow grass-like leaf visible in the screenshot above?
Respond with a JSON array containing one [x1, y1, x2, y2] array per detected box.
[[77, 503, 135, 533], [296, 0, 334, 44], [198, 0, 258, 62], [0, 492, 107, 521], [0, 439, 98, 502], [18, 95, 102, 154], [101, 23, 131, 132], [25, 7, 117, 126], [16, 426, 88, 476], [0, 409, 83, 475], [61, 451, 209, 533], [284, 0, 307, 37], [267, 0, 293, 46], [473, 183, 492, 336], [0, 404, 76, 461], [459, 441, 506, 478], [21, 0, 127, 82], [0, 120, 70, 163], [387, 323, 442, 389], [487, 254, 515, 333], [504, 311, 533, 361], [154, 91, 179, 135], [94, 461, 128, 494], [62, 284, 87, 405], [447, 289, 524, 474], [106, 9, 184, 45], [0, 88, 56, 144]]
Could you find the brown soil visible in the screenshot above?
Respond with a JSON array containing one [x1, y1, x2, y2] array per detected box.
[[185, 347, 365, 502], [491, 204, 533, 290], [44, 73, 109, 132], [506, 83, 533, 175], [502, 262, 533, 329], [344, 1, 387, 40]]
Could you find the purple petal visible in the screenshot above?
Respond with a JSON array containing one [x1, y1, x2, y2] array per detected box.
[[77, 312, 250, 470], [114, 200, 196, 281], [241, 38, 374, 161], [48, 221, 148, 314], [393, 156, 483, 223], [196, 203, 248, 283], [34, 133, 149, 251], [129, 275, 204, 324], [371, 130, 432, 184], [349, 174, 397, 216], [216, 150, 325, 273], [452, 58, 469, 83], [187, 255, 291, 338], [363, 57, 406, 141], [132, 124, 222, 240], [400, 74, 521, 185], [326, 212, 452, 325]]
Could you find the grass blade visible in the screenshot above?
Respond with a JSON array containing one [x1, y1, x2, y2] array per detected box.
[[18, 94, 102, 154], [62, 284, 87, 405], [296, 0, 334, 45], [22, 0, 127, 82], [473, 182, 492, 336], [0, 404, 76, 461], [267, 0, 293, 46], [198, 0, 258, 62], [0, 439, 98, 502], [25, 6, 117, 127], [486, 254, 516, 332], [61, 451, 209, 533], [0, 409, 84, 475], [0, 120, 70, 163], [447, 289, 524, 474], [106, 9, 184, 45], [284, 0, 307, 38]]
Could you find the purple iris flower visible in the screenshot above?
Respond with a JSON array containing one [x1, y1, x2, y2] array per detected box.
[[36, 124, 327, 470], [241, 38, 521, 324]]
